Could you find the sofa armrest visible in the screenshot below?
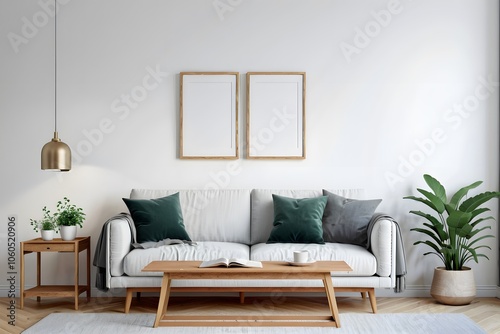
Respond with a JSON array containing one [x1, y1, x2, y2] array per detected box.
[[106, 217, 133, 288], [369, 218, 396, 283]]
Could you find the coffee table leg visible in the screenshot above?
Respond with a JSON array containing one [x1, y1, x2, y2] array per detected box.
[[153, 274, 172, 328], [323, 274, 341, 328]]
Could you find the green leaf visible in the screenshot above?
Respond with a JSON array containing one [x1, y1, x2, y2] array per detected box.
[[422, 251, 445, 263], [446, 210, 472, 229], [403, 196, 438, 212], [467, 234, 494, 247], [462, 244, 479, 264], [416, 189, 445, 213], [456, 223, 473, 238], [469, 207, 490, 221], [411, 227, 446, 245], [423, 174, 447, 203], [446, 210, 471, 252], [414, 238, 444, 251], [459, 191, 500, 212], [449, 181, 482, 209], [409, 211, 448, 240]]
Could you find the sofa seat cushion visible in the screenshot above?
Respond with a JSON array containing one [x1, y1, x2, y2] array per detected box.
[[123, 242, 250, 276], [250, 242, 376, 276]]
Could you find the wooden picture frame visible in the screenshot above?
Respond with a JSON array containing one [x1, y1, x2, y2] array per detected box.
[[180, 72, 239, 159], [246, 72, 306, 159]]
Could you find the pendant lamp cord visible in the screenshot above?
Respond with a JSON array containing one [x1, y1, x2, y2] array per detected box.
[[54, 0, 57, 133]]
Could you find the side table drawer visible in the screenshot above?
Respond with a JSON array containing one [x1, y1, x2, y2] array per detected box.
[[24, 244, 75, 252]]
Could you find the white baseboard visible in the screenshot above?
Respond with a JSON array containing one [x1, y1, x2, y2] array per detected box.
[[367, 285, 499, 298]]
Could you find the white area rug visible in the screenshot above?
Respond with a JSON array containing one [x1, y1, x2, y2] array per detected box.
[[22, 313, 486, 334]]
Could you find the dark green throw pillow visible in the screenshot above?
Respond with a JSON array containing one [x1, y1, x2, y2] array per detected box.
[[267, 194, 328, 244], [322, 190, 381, 247], [122, 193, 191, 243]]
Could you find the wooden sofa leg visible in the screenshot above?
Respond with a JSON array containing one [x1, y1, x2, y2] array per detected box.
[[239, 292, 245, 303], [360, 291, 366, 299], [367, 288, 377, 313], [125, 289, 133, 313], [124, 287, 161, 313]]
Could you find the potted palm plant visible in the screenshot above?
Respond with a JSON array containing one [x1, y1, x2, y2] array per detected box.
[[30, 206, 58, 241], [56, 197, 86, 241], [404, 174, 500, 305]]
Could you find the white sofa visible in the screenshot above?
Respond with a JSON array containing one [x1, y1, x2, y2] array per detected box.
[[103, 189, 397, 313]]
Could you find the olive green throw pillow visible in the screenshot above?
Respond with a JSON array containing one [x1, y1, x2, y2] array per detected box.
[[267, 194, 328, 244], [322, 190, 381, 247], [123, 193, 191, 243]]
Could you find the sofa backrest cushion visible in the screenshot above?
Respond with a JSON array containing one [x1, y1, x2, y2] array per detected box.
[[251, 189, 364, 244], [130, 189, 251, 244]]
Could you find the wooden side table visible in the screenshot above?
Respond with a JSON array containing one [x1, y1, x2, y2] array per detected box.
[[20, 236, 91, 310]]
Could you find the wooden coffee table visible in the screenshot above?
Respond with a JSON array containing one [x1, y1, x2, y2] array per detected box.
[[142, 260, 352, 328]]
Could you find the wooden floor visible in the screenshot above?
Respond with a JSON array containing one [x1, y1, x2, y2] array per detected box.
[[1, 295, 499, 334]]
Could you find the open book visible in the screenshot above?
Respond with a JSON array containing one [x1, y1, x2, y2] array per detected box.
[[199, 258, 263, 268]]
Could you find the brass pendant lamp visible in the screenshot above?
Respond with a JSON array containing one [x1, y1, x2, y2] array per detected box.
[[41, 0, 71, 171]]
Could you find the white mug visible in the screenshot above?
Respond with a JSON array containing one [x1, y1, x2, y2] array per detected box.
[[293, 250, 309, 263]]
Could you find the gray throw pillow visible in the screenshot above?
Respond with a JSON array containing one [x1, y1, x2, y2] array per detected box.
[[321, 190, 381, 247]]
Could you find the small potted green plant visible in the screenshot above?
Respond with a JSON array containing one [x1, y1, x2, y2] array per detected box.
[[30, 206, 58, 241], [56, 197, 86, 241], [404, 174, 500, 305]]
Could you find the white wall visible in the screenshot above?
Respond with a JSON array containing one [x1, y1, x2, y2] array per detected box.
[[0, 0, 498, 298]]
